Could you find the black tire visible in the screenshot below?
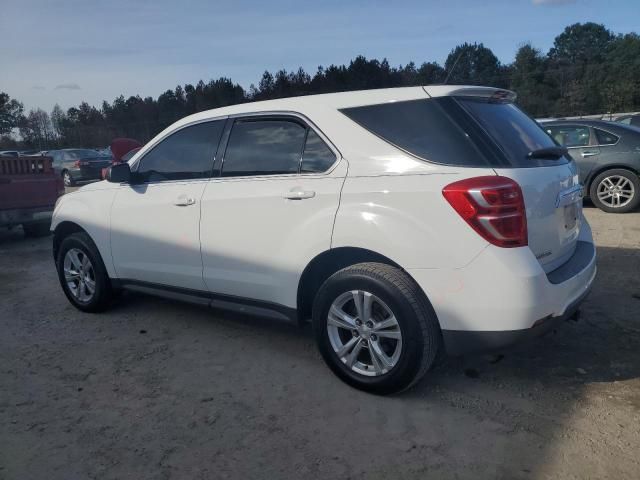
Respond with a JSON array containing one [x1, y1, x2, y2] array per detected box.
[[55, 232, 113, 312], [312, 262, 441, 395], [62, 170, 75, 187], [589, 169, 640, 213], [23, 221, 51, 237]]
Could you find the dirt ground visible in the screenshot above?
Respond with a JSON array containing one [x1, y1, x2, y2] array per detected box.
[[1, 204, 639, 480]]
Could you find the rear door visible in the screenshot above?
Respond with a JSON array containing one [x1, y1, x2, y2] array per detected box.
[[458, 99, 583, 273], [199, 115, 345, 308], [544, 124, 599, 183]]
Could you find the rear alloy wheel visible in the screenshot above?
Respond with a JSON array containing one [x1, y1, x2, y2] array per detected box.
[[63, 170, 75, 187], [313, 262, 441, 395], [327, 291, 402, 376], [590, 169, 640, 213]]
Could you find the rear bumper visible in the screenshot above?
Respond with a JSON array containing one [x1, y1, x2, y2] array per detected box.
[[441, 281, 591, 356], [1, 206, 53, 227], [408, 217, 597, 356]]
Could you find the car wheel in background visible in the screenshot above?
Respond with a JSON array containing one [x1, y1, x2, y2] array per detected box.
[[55, 232, 113, 312], [23, 221, 51, 237], [590, 169, 640, 213], [312, 262, 441, 395], [62, 170, 75, 187]]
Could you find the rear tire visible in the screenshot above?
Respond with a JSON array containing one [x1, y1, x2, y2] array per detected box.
[[589, 169, 639, 213], [23, 221, 51, 237], [55, 232, 112, 312], [312, 262, 441, 395], [62, 170, 75, 187]]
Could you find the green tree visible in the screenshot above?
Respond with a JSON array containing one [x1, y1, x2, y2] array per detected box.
[[0, 92, 24, 135], [443, 43, 505, 86]]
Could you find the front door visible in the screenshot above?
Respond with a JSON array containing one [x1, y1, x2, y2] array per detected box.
[[110, 119, 225, 290]]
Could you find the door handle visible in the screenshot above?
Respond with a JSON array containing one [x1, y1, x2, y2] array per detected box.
[[283, 189, 316, 200], [581, 151, 599, 158], [174, 195, 196, 206]]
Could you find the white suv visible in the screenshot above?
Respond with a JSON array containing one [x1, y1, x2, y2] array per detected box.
[[52, 86, 597, 394]]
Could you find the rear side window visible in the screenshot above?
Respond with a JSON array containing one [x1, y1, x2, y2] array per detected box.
[[137, 120, 224, 182], [457, 98, 565, 166], [222, 120, 306, 177], [301, 129, 336, 173], [340, 99, 491, 167], [594, 128, 619, 146], [544, 125, 590, 147]]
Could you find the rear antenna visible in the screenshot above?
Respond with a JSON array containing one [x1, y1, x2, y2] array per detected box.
[[443, 51, 464, 84]]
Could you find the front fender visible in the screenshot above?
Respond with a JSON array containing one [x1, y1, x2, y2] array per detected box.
[[52, 184, 119, 277]]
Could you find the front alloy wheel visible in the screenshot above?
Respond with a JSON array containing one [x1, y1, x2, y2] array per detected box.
[[63, 247, 96, 303], [327, 290, 402, 376]]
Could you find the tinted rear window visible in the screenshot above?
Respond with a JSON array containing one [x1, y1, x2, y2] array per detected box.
[[457, 98, 566, 166], [340, 98, 492, 167], [340, 97, 567, 168]]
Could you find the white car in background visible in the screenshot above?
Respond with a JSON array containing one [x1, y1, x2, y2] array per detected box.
[[51, 86, 596, 394]]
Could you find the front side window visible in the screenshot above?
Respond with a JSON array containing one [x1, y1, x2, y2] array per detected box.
[[545, 125, 590, 148], [594, 128, 619, 146], [222, 120, 306, 177], [137, 120, 224, 182]]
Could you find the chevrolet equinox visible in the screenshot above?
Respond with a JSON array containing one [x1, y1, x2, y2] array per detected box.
[[52, 86, 597, 394]]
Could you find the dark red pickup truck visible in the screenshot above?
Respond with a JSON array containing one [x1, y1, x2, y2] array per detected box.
[[0, 156, 65, 236]]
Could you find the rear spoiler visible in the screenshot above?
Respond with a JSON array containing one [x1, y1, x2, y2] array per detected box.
[[423, 86, 517, 103]]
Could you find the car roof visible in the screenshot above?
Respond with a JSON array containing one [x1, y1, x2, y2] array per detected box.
[[169, 85, 512, 129]]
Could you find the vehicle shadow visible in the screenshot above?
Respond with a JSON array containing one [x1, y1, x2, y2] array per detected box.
[[101, 244, 640, 478]]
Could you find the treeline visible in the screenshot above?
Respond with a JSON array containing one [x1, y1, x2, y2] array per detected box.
[[1, 22, 639, 150]]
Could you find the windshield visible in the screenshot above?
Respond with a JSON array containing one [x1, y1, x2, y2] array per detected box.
[[457, 98, 567, 166], [67, 149, 108, 159]]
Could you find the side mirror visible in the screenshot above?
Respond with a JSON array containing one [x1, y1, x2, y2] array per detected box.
[[105, 162, 131, 183]]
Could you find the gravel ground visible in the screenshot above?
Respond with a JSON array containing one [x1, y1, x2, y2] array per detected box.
[[1, 204, 639, 479]]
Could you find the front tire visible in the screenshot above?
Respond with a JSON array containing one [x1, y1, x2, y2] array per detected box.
[[589, 169, 639, 213], [312, 262, 441, 395], [23, 221, 51, 237], [55, 232, 112, 312]]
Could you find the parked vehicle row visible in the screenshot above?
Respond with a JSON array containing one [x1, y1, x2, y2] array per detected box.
[[52, 86, 596, 394], [540, 119, 640, 213], [46, 149, 113, 187]]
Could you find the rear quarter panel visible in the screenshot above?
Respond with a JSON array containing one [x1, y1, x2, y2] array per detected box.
[[332, 171, 492, 270]]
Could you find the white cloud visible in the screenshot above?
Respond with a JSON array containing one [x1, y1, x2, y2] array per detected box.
[[532, 0, 576, 5], [54, 83, 81, 90]]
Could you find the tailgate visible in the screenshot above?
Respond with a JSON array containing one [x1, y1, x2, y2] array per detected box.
[[0, 157, 61, 210], [453, 94, 582, 274], [495, 162, 582, 273]]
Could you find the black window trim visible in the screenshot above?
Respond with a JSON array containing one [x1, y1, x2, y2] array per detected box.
[[215, 111, 340, 180], [131, 116, 229, 185], [591, 126, 620, 147]]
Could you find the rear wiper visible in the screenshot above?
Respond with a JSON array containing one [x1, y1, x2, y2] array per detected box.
[[526, 146, 568, 160]]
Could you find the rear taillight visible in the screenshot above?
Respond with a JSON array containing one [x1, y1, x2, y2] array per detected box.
[[74, 160, 80, 168], [442, 176, 527, 248]]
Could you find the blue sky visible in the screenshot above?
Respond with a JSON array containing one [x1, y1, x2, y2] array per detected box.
[[2, 0, 638, 111]]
